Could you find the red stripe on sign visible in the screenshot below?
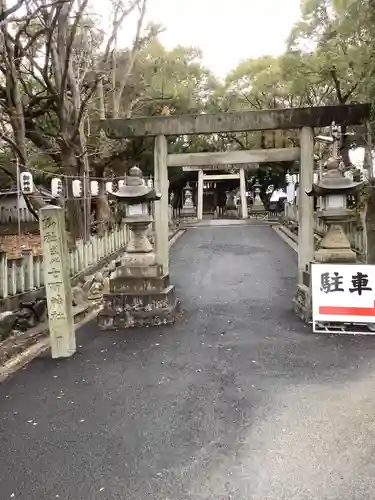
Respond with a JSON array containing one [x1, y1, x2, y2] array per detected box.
[[319, 301, 375, 316]]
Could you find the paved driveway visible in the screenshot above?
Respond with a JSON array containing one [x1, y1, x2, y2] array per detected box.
[[1, 226, 375, 500]]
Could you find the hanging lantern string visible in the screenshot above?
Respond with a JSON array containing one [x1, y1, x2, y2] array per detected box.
[[17, 166, 155, 198], [16, 163, 154, 182]]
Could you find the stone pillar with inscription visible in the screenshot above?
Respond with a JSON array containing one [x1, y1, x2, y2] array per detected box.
[[39, 205, 76, 358]]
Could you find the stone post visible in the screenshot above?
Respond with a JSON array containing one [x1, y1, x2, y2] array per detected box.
[[239, 167, 248, 219], [197, 168, 204, 220], [34, 255, 41, 288], [154, 135, 169, 275], [40, 257, 45, 285], [83, 242, 89, 269], [88, 241, 93, 265], [114, 229, 119, 251], [77, 239, 84, 271], [112, 231, 116, 252], [39, 205, 76, 359], [22, 249, 34, 291], [15, 257, 25, 293], [92, 236, 98, 262], [0, 251, 8, 299], [8, 260, 17, 296]]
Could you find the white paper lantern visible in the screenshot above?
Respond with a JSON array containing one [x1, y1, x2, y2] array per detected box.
[[20, 172, 34, 194], [72, 179, 82, 197], [90, 180, 99, 196], [51, 177, 63, 197]]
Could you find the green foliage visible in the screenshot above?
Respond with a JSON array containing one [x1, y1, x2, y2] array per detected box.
[[288, 0, 372, 104], [4, 0, 375, 191], [116, 39, 220, 117]]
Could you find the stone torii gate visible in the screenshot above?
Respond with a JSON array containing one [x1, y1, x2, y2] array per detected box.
[[102, 103, 370, 318], [168, 148, 300, 219]]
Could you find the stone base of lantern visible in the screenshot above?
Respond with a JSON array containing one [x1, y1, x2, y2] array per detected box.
[[250, 207, 266, 216], [226, 208, 239, 219], [252, 196, 265, 212], [293, 260, 312, 323], [181, 205, 196, 217], [98, 263, 180, 330], [314, 224, 357, 263], [293, 283, 312, 323]]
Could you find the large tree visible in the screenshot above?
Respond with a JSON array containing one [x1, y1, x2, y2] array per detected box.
[[0, 0, 150, 237]]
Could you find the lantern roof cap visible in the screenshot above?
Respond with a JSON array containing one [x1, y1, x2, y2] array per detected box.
[[306, 155, 363, 197], [109, 166, 160, 202]]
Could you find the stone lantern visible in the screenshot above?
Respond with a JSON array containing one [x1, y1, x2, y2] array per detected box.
[[225, 189, 238, 218], [306, 155, 363, 263], [181, 182, 196, 217], [251, 180, 265, 212], [98, 166, 179, 329]]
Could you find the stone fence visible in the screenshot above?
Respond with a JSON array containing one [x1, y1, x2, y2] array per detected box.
[[284, 202, 365, 255], [0, 224, 130, 307], [0, 206, 35, 224]]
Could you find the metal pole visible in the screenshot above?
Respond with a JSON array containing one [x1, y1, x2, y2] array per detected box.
[[83, 171, 88, 241]]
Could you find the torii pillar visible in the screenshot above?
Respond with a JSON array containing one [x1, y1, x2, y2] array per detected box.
[[293, 127, 315, 321], [154, 135, 169, 274]]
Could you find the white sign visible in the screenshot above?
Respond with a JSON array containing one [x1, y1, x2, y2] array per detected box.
[[312, 263, 375, 325]]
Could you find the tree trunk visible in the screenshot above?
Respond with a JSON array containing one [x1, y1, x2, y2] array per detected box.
[[61, 147, 85, 239], [94, 178, 111, 235], [364, 121, 373, 180], [65, 184, 84, 240], [340, 125, 351, 166]]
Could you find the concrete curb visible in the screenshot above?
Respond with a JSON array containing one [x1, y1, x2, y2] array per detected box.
[[183, 220, 276, 228], [273, 223, 329, 255], [0, 305, 100, 383], [272, 224, 298, 252], [168, 228, 186, 247], [0, 229, 186, 382]]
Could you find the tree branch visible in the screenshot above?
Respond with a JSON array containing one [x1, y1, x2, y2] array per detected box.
[[330, 68, 344, 103], [0, 0, 24, 24], [112, 0, 147, 117]]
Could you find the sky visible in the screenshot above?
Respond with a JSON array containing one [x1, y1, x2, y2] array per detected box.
[[113, 0, 302, 78], [99, 0, 366, 166]]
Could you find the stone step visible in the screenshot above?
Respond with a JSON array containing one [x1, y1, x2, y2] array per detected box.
[[102, 284, 176, 312], [109, 274, 170, 294], [115, 263, 164, 278], [98, 304, 178, 329]]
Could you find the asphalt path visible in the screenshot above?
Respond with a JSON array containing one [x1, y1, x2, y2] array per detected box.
[[1, 226, 375, 500]]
